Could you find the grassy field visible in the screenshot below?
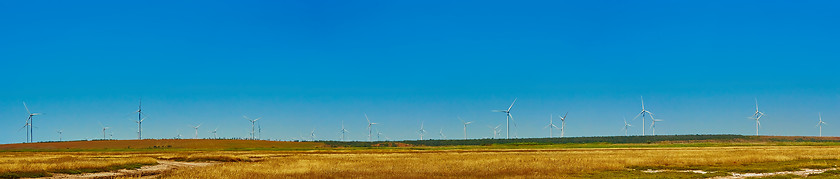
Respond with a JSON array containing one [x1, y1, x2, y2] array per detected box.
[[3, 135, 840, 178]]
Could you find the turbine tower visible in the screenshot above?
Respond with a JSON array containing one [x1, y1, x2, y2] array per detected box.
[[622, 117, 632, 136], [631, 96, 655, 136], [558, 112, 568, 137], [23, 102, 42, 143], [365, 113, 378, 141], [545, 114, 559, 137], [191, 123, 202, 139], [417, 121, 427, 140], [748, 98, 765, 136], [817, 113, 827, 137], [459, 117, 473, 140], [243, 115, 262, 140], [340, 120, 349, 141], [135, 99, 147, 140], [492, 98, 517, 139]]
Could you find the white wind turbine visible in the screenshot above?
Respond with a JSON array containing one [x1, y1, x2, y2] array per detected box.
[[176, 129, 182, 139], [492, 98, 517, 139], [18, 121, 31, 143], [490, 125, 502, 139], [545, 114, 559, 137], [99, 122, 110, 140], [439, 128, 446, 139], [243, 115, 262, 140], [191, 123, 202, 139], [340, 120, 349, 141], [23, 102, 43, 143], [310, 127, 317, 141], [631, 96, 655, 136], [365, 113, 379, 141], [622, 117, 632, 136], [817, 113, 827, 137], [417, 121, 427, 140], [134, 99, 147, 140], [210, 127, 219, 139], [375, 129, 391, 141], [748, 98, 765, 136], [650, 118, 663, 135], [459, 117, 473, 140], [57, 130, 63, 141], [558, 112, 568, 137]]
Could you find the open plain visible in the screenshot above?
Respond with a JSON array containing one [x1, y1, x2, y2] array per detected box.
[[3, 135, 840, 178]]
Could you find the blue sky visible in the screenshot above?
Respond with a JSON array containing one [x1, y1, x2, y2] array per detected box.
[[1, 1, 839, 144]]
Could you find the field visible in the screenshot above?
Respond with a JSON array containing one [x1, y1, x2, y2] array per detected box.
[[4, 135, 840, 178]]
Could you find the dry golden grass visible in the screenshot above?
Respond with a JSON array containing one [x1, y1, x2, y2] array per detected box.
[[0, 152, 158, 177], [161, 146, 840, 178], [5, 145, 840, 178]]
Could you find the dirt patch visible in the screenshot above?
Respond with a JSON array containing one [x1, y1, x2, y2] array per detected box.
[[710, 168, 837, 179], [642, 168, 838, 179], [40, 160, 215, 179]]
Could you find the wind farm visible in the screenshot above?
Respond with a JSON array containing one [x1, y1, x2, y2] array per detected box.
[[3, 0, 840, 178], [3, 97, 840, 178]]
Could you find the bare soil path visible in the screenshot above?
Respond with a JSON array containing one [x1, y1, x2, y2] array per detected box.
[[37, 160, 215, 179]]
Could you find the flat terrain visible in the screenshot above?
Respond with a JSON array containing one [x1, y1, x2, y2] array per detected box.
[[3, 136, 840, 178]]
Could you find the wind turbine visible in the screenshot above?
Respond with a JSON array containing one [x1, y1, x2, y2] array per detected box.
[[545, 114, 559, 137], [135, 99, 147, 140], [23, 102, 42, 143], [439, 128, 446, 139], [258, 120, 262, 140], [376, 128, 383, 141], [176, 129, 182, 139], [310, 127, 317, 141], [650, 118, 663, 135], [417, 121, 427, 140], [340, 120, 349, 141], [631, 96, 655, 136], [459, 117, 473, 140], [817, 113, 827, 137], [558, 112, 568, 137], [191, 123, 202, 139], [99, 122, 110, 140], [19, 120, 30, 143], [365, 113, 379, 141], [622, 117, 632, 136], [748, 98, 765, 136], [210, 127, 218, 138], [57, 130, 63, 141], [492, 98, 517, 139], [488, 125, 502, 139], [243, 115, 261, 140]]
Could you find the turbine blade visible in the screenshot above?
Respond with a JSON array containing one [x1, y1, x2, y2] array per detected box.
[[631, 112, 644, 122], [23, 102, 31, 115], [507, 98, 517, 111]]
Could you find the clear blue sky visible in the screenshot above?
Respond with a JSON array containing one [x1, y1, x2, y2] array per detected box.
[[2, 1, 839, 144]]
